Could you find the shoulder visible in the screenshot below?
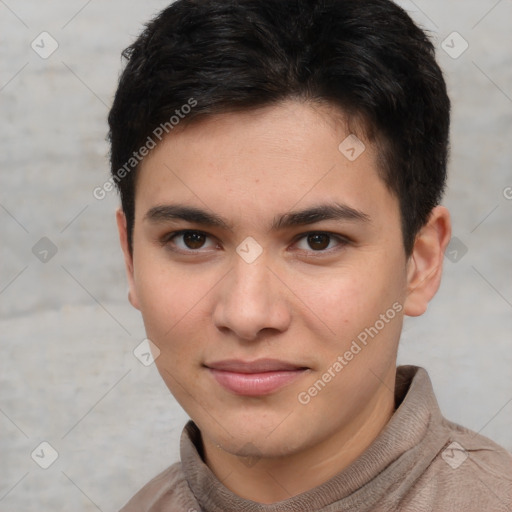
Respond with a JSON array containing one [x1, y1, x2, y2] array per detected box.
[[404, 419, 512, 511], [440, 417, 512, 476], [119, 462, 199, 512]]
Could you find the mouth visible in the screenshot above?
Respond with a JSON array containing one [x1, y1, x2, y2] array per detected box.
[[204, 358, 309, 396]]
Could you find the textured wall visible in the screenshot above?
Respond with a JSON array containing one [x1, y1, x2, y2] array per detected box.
[[1, 0, 511, 510]]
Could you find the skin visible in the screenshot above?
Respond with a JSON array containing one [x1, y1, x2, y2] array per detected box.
[[117, 100, 451, 503]]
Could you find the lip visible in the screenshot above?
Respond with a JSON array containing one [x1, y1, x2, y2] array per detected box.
[[205, 359, 308, 396]]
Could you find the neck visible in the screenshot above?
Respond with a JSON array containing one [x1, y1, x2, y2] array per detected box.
[[202, 367, 397, 504]]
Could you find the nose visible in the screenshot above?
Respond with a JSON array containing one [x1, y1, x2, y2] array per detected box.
[[212, 255, 291, 342]]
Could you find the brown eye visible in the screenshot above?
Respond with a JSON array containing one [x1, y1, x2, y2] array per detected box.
[[163, 230, 217, 253], [307, 233, 331, 250], [183, 231, 206, 249]]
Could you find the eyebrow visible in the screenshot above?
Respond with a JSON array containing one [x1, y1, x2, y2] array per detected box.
[[144, 205, 232, 230], [143, 203, 370, 231], [272, 203, 370, 230]]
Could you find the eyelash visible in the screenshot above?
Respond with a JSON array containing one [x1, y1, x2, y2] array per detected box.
[[160, 230, 350, 256]]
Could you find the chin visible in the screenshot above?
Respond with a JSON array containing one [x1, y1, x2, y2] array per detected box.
[[199, 412, 311, 459]]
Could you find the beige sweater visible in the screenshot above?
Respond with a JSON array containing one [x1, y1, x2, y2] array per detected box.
[[120, 366, 512, 511]]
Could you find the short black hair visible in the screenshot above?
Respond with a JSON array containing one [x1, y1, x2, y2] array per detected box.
[[108, 0, 450, 255]]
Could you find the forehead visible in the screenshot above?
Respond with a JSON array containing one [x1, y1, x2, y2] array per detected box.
[[134, 100, 399, 229]]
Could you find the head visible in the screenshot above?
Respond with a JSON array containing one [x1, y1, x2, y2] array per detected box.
[[108, 0, 451, 473]]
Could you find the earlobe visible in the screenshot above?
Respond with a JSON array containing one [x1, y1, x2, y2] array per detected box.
[[128, 290, 139, 310], [116, 208, 141, 311], [404, 206, 452, 317]]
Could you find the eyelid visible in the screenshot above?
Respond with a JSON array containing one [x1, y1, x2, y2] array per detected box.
[[291, 231, 351, 253], [160, 229, 219, 252]]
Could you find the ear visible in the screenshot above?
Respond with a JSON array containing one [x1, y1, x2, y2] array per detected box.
[[116, 208, 140, 310], [404, 206, 452, 317]]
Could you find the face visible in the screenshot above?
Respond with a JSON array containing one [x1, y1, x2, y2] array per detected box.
[[119, 101, 416, 461]]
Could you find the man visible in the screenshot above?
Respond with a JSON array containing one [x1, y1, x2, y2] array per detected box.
[[108, 0, 512, 510]]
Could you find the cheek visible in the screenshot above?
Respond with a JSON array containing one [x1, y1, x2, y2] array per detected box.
[[133, 256, 206, 342], [133, 261, 210, 401], [293, 258, 406, 348]]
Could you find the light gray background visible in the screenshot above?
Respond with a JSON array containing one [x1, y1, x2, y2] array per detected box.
[[1, 0, 511, 510]]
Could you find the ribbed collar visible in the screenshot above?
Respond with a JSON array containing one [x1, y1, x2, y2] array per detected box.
[[180, 365, 450, 512]]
